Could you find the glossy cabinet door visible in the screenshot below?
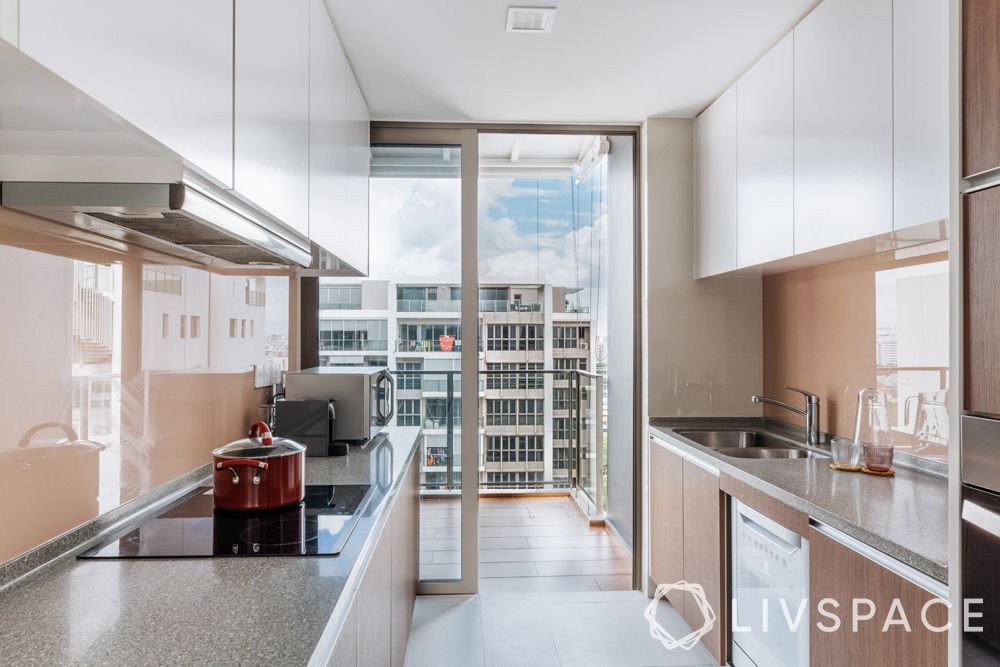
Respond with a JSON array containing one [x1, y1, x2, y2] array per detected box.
[[17, 0, 234, 187], [681, 460, 725, 666], [342, 66, 371, 275], [308, 0, 349, 265], [964, 187, 1000, 416], [695, 86, 737, 278], [963, 0, 1000, 178], [809, 526, 947, 666], [234, 0, 310, 237], [894, 0, 949, 230], [648, 440, 684, 607], [793, 0, 893, 253], [736, 33, 793, 267]]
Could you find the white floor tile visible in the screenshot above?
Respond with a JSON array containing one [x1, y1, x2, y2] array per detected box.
[[404, 596, 485, 667]]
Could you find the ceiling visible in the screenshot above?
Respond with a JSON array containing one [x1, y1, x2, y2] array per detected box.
[[324, 0, 819, 124]]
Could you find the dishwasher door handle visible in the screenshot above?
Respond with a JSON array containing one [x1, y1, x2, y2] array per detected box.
[[735, 501, 802, 552]]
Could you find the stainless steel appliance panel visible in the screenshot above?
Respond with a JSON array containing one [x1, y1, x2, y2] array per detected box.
[[283, 367, 393, 442], [963, 415, 1000, 492]]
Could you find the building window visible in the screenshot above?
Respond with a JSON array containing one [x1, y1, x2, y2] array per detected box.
[[162, 313, 169, 339], [553, 325, 581, 349], [396, 399, 420, 426], [245, 280, 267, 307], [190, 315, 201, 339], [425, 398, 461, 428], [398, 323, 461, 351], [553, 417, 577, 441], [397, 361, 423, 390], [486, 324, 543, 351], [250, 320, 255, 338], [229, 318, 238, 338], [143, 268, 182, 295], [485, 362, 543, 389], [319, 286, 361, 310], [486, 435, 543, 463], [179, 314, 187, 339], [486, 398, 542, 426], [319, 319, 388, 351], [553, 388, 578, 411], [241, 319, 247, 338], [553, 447, 570, 470], [486, 471, 542, 487]]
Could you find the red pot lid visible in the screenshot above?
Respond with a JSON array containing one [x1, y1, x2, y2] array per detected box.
[[212, 436, 305, 459]]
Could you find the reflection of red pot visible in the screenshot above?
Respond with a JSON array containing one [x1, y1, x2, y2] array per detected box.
[[0, 423, 105, 562], [212, 501, 306, 555], [211, 421, 305, 512]]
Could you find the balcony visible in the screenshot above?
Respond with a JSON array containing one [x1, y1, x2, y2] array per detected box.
[[397, 299, 543, 313], [319, 340, 388, 352], [397, 339, 479, 353]]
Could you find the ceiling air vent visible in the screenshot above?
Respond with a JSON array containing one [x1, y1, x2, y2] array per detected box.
[[506, 7, 556, 33]]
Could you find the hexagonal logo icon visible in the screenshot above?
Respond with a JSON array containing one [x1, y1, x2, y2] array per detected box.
[[643, 580, 717, 651]]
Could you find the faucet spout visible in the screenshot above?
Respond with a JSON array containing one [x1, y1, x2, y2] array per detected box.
[[752, 386, 822, 445]]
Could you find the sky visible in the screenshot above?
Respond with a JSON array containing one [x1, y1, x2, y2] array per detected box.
[[365, 163, 609, 331]]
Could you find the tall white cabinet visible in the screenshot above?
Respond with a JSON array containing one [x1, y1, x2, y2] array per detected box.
[[343, 67, 371, 275], [695, 87, 737, 278], [16, 0, 235, 188], [793, 0, 893, 253], [892, 0, 950, 230], [234, 0, 311, 238], [736, 33, 794, 267]]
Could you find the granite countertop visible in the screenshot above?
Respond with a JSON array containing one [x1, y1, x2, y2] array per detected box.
[[649, 417, 948, 583], [0, 426, 421, 667]]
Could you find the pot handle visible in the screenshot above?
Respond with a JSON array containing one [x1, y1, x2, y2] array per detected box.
[[17, 422, 80, 448], [248, 420, 273, 445], [216, 458, 268, 486]]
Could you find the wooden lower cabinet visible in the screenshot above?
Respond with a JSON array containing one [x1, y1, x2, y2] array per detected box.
[[680, 460, 725, 665], [649, 439, 726, 665], [649, 441, 684, 607], [329, 455, 419, 667], [808, 526, 947, 666]]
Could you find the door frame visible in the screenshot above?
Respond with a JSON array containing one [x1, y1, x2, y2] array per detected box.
[[371, 121, 644, 594]]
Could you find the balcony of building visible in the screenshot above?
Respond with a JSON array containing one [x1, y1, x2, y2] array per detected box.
[[389, 368, 622, 593]]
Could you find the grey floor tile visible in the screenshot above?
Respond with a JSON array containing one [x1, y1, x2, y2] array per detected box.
[[480, 593, 561, 667], [405, 596, 485, 667], [478, 575, 601, 594]]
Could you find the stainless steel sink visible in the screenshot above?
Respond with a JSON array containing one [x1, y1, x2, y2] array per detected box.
[[711, 447, 824, 459], [674, 429, 827, 460], [675, 429, 792, 449]]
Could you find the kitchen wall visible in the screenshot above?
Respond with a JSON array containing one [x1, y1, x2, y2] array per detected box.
[[762, 244, 950, 461], [0, 208, 290, 565], [645, 118, 763, 417]]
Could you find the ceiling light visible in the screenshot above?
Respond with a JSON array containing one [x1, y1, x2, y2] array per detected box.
[[506, 7, 556, 33]]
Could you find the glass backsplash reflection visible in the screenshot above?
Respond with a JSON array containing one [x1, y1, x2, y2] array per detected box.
[[0, 242, 289, 565]]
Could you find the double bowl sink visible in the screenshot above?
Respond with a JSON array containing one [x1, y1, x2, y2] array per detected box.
[[675, 429, 828, 460]]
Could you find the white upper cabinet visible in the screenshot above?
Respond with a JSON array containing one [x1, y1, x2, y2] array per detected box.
[[793, 0, 893, 253], [234, 0, 310, 238], [342, 66, 371, 275], [893, 0, 949, 230], [736, 33, 793, 267], [308, 0, 349, 265], [695, 86, 738, 278], [17, 0, 234, 187]]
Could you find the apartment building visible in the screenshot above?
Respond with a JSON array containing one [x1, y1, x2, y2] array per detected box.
[[318, 279, 592, 489]]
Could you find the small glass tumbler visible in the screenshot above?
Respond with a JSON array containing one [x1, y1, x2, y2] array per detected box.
[[863, 443, 895, 472], [830, 437, 862, 468]]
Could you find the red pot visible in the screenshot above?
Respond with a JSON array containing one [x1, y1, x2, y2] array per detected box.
[[211, 420, 306, 512]]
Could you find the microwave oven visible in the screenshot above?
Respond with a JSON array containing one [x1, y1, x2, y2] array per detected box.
[[283, 367, 395, 442]]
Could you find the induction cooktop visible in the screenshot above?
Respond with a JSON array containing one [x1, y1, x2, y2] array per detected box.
[[79, 484, 373, 559]]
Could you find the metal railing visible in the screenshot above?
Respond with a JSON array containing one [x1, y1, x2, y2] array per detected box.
[[397, 339, 478, 352], [396, 299, 544, 313], [388, 368, 605, 512], [319, 340, 388, 351]]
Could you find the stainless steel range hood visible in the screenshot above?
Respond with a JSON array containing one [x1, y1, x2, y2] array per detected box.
[[1, 174, 313, 267]]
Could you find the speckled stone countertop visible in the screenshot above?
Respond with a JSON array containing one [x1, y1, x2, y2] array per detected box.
[[0, 426, 420, 666], [650, 417, 948, 583]]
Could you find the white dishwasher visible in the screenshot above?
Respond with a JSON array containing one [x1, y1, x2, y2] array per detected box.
[[731, 500, 809, 667]]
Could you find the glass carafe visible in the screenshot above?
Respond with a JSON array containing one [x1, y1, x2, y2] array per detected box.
[[905, 390, 949, 447], [853, 388, 894, 471]]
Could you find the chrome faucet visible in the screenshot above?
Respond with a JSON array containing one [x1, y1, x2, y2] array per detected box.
[[752, 386, 821, 445]]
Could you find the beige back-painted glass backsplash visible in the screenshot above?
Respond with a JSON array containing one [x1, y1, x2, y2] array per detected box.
[[763, 244, 949, 462], [0, 219, 290, 565]]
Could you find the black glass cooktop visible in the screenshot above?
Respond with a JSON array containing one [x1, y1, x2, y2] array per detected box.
[[79, 484, 372, 559]]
